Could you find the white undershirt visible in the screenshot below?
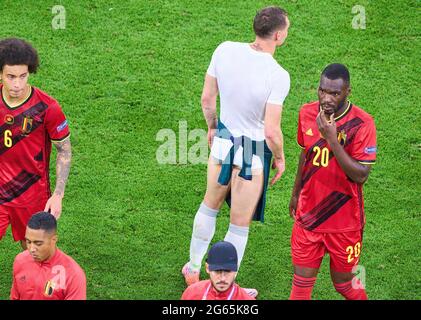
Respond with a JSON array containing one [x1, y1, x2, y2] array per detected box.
[[207, 41, 290, 141]]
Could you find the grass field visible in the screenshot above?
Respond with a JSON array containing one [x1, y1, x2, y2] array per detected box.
[[0, 0, 419, 300]]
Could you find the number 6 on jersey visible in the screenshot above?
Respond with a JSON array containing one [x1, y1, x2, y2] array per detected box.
[[4, 129, 12, 148]]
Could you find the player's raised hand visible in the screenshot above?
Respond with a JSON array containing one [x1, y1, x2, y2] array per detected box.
[[316, 110, 337, 143], [270, 157, 285, 186], [44, 193, 63, 220]]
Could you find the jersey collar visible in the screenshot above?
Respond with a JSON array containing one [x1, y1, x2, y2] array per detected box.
[[207, 282, 237, 300], [1, 85, 34, 110], [37, 248, 61, 267]]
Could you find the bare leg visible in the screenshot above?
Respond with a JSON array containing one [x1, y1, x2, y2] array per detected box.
[[229, 167, 263, 226], [184, 156, 231, 283], [203, 157, 231, 210], [225, 167, 263, 269]]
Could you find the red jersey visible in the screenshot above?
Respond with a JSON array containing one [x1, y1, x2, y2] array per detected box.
[[296, 101, 376, 233], [0, 85, 70, 207], [181, 280, 255, 300], [11, 248, 86, 300]]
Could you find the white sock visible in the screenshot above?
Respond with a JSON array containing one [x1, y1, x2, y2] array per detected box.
[[189, 203, 218, 271], [224, 223, 249, 270]]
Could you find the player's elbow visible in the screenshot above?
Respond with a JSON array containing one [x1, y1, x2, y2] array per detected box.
[[264, 127, 281, 142], [201, 93, 216, 108]]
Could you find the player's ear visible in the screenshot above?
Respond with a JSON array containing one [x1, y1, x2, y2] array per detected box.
[[51, 233, 58, 244], [277, 30, 284, 41], [205, 263, 210, 274]]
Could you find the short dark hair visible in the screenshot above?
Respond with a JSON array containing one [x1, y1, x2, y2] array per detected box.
[[27, 212, 57, 233], [253, 6, 288, 39], [0, 38, 39, 73], [321, 63, 350, 86]]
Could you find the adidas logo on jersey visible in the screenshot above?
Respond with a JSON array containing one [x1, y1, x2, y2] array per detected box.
[[305, 128, 314, 136]]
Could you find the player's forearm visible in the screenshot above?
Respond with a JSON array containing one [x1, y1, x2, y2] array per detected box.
[[329, 140, 370, 184], [265, 128, 284, 161], [291, 151, 306, 197], [201, 97, 218, 129], [54, 138, 72, 197]]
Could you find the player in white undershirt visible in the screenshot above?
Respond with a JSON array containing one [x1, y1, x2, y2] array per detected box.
[[182, 6, 291, 297]]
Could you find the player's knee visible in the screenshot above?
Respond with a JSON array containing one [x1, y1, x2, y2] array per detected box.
[[203, 192, 225, 209], [330, 270, 354, 285]]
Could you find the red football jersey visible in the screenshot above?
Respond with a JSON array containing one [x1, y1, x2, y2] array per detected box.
[[11, 248, 86, 300], [0, 85, 70, 207], [181, 280, 255, 300], [296, 101, 376, 233]]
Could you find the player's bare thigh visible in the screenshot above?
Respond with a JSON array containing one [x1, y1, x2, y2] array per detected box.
[[229, 166, 264, 227], [203, 156, 231, 210]]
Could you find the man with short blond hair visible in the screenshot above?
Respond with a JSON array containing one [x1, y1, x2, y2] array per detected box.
[[182, 7, 291, 297]]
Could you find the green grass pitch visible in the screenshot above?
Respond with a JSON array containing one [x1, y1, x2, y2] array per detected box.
[[0, 0, 419, 299]]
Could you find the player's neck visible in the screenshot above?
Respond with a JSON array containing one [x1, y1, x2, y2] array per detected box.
[[250, 38, 276, 55], [334, 100, 350, 119], [2, 84, 31, 107]]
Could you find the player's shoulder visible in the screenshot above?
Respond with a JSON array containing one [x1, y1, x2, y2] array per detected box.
[[32, 86, 60, 108], [214, 41, 241, 54], [187, 280, 209, 290], [236, 286, 256, 300], [271, 61, 290, 80], [58, 249, 86, 277], [182, 280, 209, 299], [350, 103, 375, 125], [218, 40, 239, 48], [184, 280, 209, 293], [299, 101, 319, 115], [13, 251, 32, 268]]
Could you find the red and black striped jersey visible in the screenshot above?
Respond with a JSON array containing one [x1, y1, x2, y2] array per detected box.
[[296, 101, 376, 233], [0, 85, 70, 207]]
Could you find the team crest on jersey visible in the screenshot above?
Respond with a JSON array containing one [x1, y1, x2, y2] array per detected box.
[[44, 280, 56, 297], [4, 114, 14, 124], [337, 130, 347, 146], [21, 116, 33, 135]]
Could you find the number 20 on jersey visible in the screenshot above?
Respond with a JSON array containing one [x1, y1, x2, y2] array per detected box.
[[312, 146, 329, 167]]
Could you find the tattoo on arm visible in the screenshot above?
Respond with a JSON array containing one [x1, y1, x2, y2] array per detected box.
[[53, 138, 72, 197]]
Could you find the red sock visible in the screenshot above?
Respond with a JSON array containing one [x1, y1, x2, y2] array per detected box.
[[334, 278, 368, 300], [289, 274, 317, 300]]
